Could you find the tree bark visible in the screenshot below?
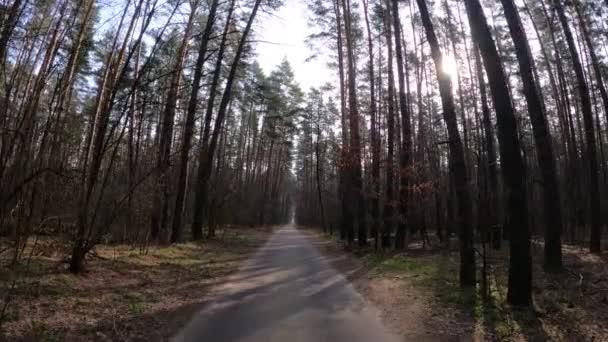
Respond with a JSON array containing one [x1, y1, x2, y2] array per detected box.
[[383, 0, 396, 249], [171, 0, 220, 241], [190, 0, 262, 240], [190, 0, 236, 240], [71, 0, 151, 272], [391, 0, 412, 250], [362, 0, 379, 249], [0, 0, 26, 65], [474, 45, 501, 250], [332, 0, 350, 242], [554, 0, 601, 254], [341, 0, 366, 247], [499, 0, 563, 272], [416, 0, 475, 288], [463, 0, 532, 306], [152, 2, 197, 243]]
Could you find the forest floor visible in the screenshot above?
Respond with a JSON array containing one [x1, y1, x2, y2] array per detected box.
[[307, 228, 608, 342], [0, 226, 274, 341]]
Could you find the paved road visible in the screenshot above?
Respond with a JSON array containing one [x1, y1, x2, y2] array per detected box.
[[172, 225, 399, 342]]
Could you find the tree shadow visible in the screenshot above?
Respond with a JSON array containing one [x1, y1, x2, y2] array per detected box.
[[0, 228, 276, 341], [68, 229, 393, 341]]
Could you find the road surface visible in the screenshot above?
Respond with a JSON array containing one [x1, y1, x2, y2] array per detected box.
[[172, 225, 399, 342]]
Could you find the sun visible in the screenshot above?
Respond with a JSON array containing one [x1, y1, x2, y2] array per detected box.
[[441, 55, 458, 80]]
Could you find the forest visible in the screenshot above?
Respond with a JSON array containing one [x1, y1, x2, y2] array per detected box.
[[0, 0, 607, 340]]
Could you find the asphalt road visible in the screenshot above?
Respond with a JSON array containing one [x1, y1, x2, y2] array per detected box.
[[172, 225, 399, 342]]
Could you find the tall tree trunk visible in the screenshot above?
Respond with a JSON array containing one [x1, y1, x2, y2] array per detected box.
[[499, 0, 563, 272], [362, 0, 379, 249], [443, 0, 470, 169], [49, 0, 96, 167], [190, 0, 262, 239], [315, 125, 327, 233], [341, 0, 366, 246], [333, 0, 350, 242], [151, 2, 197, 242], [383, 4, 396, 249], [539, 0, 580, 237], [391, 0, 412, 250], [463, 0, 532, 306], [523, 1, 570, 162], [554, 0, 601, 254], [6, 0, 68, 198], [190, 0, 235, 240], [0, 0, 25, 65], [171, 0, 220, 241], [474, 45, 500, 249], [416, 0, 475, 288], [574, 0, 608, 233], [71, 0, 152, 272]]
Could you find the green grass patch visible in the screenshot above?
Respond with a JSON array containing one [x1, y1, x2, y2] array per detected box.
[[123, 293, 145, 315], [128, 300, 145, 315], [362, 252, 532, 341], [366, 254, 436, 274]]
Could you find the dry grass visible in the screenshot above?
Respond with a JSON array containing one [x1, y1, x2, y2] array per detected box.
[[0, 226, 273, 341]]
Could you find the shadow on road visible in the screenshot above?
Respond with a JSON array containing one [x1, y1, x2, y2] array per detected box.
[[172, 226, 398, 342]]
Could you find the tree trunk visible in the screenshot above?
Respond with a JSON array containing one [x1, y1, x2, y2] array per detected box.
[[49, 0, 96, 168], [190, 0, 236, 240], [554, 0, 601, 254], [362, 0, 379, 249], [171, 0, 220, 241], [416, 0, 475, 288], [383, 0, 396, 249], [0, 0, 25, 65], [573, 0, 606, 251], [499, 0, 563, 272], [464, 0, 532, 306], [72, 0, 150, 272], [391, 0, 412, 250], [341, 0, 366, 247], [190, 0, 262, 239], [315, 132, 326, 232], [474, 45, 501, 250], [332, 0, 350, 242], [153, 2, 198, 243]]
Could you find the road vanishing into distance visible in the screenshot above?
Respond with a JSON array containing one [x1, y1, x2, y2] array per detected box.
[[172, 225, 399, 342]]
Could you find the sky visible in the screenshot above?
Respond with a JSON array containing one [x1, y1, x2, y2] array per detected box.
[[253, 0, 462, 92], [255, 0, 333, 91], [95, 0, 461, 93], [96, 0, 332, 91]]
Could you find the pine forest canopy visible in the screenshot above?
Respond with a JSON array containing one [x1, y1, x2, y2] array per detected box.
[[0, 0, 607, 312]]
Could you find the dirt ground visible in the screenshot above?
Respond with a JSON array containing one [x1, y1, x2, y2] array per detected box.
[[304, 228, 608, 342], [0, 226, 274, 341], [305, 230, 474, 341]]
